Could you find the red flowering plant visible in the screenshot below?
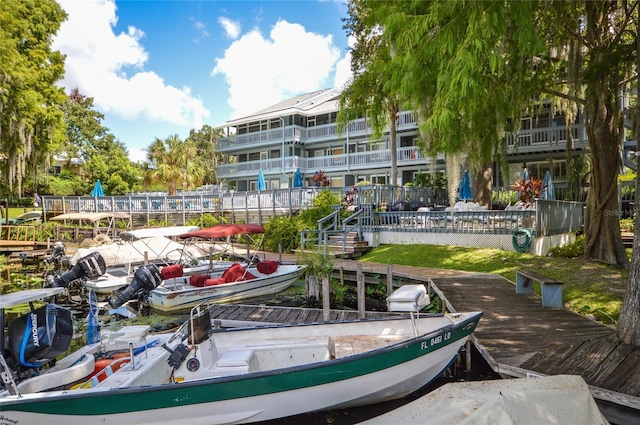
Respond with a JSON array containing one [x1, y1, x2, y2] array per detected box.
[[511, 177, 543, 204], [310, 170, 330, 187]]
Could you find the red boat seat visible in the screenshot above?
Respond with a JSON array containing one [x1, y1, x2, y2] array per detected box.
[[161, 264, 183, 279], [189, 274, 209, 287], [221, 263, 256, 283], [205, 277, 226, 286], [257, 260, 278, 275]]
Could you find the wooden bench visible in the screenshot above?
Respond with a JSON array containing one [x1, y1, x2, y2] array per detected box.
[[515, 270, 564, 308]]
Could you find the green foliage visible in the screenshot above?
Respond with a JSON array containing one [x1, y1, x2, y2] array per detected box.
[[296, 249, 334, 278], [185, 125, 226, 186], [185, 214, 225, 228], [412, 171, 447, 192], [44, 174, 86, 196], [0, 0, 67, 195], [263, 216, 302, 252], [298, 190, 341, 229], [148, 219, 170, 227], [548, 235, 585, 258], [620, 218, 634, 232], [146, 135, 205, 195]]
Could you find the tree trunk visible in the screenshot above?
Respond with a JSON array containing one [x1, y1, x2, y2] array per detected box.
[[389, 106, 398, 186], [617, 157, 640, 344], [473, 165, 493, 207], [305, 274, 320, 301], [582, 1, 628, 268], [616, 15, 640, 345]]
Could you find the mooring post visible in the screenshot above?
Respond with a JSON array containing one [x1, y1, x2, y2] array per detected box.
[[386, 263, 393, 296], [357, 263, 365, 319], [322, 275, 330, 321]]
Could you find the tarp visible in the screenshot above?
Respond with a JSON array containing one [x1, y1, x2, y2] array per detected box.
[[91, 179, 104, 197], [257, 169, 266, 191], [540, 170, 556, 200], [360, 375, 610, 425], [179, 224, 265, 239], [69, 235, 205, 267], [458, 169, 473, 201], [119, 226, 199, 241], [294, 168, 304, 187]]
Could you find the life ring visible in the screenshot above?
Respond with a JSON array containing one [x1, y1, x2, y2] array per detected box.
[[512, 228, 533, 253], [72, 357, 130, 389]]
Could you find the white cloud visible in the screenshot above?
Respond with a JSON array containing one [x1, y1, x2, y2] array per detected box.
[[128, 147, 148, 164], [212, 20, 342, 118], [53, 0, 209, 128], [218, 17, 241, 39], [333, 35, 355, 90]]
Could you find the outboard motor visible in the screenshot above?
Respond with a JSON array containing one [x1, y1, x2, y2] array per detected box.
[[43, 241, 68, 270], [8, 304, 73, 369], [45, 251, 106, 289], [108, 264, 162, 309]]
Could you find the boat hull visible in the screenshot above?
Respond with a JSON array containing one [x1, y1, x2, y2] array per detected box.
[[0, 312, 481, 425], [146, 265, 306, 312]]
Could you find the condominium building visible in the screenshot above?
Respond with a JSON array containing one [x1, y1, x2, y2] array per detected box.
[[214, 87, 621, 198]]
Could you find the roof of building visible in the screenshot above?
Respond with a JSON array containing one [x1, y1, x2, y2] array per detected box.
[[220, 88, 341, 127]]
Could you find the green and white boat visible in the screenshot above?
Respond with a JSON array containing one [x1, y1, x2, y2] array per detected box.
[[0, 285, 481, 425]]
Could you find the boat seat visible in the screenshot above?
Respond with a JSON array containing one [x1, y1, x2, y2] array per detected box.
[[211, 349, 257, 376], [16, 353, 95, 393]]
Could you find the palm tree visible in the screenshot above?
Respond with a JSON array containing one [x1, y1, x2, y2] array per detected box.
[[147, 135, 204, 195]]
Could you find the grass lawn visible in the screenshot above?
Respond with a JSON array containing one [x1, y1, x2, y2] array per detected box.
[[359, 244, 629, 326]]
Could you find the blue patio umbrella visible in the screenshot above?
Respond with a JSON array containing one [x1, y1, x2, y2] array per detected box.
[[521, 168, 530, 182], [91, 179, 104, 197], [540, 171, 556, 200], [458, 170, 473, 201], [257, 169, 266, 191], [293, 168, 303, 187]]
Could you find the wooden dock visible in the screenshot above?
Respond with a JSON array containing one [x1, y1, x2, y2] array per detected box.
[[227, 253, 640, 422]]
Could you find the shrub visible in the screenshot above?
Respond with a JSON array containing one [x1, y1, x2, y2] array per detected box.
[[298, 189, 341, 229], [263, 216, 302, 252], [548, 235, 585, 258]]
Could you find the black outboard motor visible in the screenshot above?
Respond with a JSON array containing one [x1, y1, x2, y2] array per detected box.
[[8, 304, 73, 368], [108, 264, 162, 309], [45, 251, 106, 289], [43, 241, 70, 271]]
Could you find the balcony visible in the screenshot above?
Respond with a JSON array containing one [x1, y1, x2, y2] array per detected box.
[[216, 146, 435, 179], [217, 111, 417, 153]]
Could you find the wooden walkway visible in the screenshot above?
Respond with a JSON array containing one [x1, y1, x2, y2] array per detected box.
[[222, 252, 640, 419]]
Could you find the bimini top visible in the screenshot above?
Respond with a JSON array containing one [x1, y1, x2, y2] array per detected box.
[[180, 224, 265, 239], [119, 226, 199, 241], [50, 212, 130, 222]]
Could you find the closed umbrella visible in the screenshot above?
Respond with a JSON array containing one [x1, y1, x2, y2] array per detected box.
[[91, 179, 104, 197], [540, 171, 556, 200], [293, 168, 303, 187], [458, 170, 473, 201], [521, 168, 530, 182], [257, 169, 266, 191]]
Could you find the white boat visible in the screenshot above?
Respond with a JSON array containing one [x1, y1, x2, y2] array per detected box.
[[0, 286, 482, 424], [107, 224, 307, 312], [78, 226, 224, 295]]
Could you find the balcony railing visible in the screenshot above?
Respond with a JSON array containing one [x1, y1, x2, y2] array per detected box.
[[217, 146, 437, 179]]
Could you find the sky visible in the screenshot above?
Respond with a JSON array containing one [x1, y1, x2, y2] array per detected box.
[[52, 0, 353, 163]]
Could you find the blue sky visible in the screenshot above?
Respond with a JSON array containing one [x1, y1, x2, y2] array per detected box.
[[52, 0, 353, 162]]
